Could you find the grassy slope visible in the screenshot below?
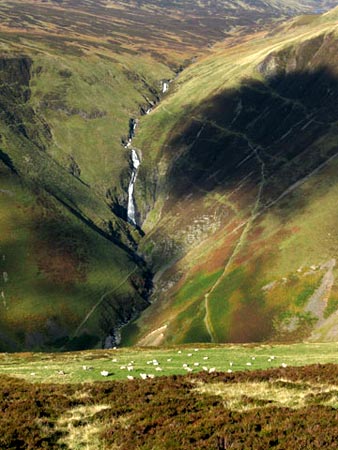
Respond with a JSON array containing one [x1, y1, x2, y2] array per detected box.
[[0, 49, 157, 350], [125, 9, 338, 345], [0, 1, 177, 351], [29, 52, 172, 196]]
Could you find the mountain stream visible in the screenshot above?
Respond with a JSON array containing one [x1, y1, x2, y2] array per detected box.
[[125, 79, 170, 226], [127, 148, 141, 225]]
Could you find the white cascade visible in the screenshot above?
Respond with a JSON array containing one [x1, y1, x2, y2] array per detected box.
[[162, 81, 169, 93], [127, 149, 141, 225]]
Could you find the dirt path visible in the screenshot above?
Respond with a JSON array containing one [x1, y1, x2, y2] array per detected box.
[[204, 142, 266, 342], [305, 259, 336, 321], [306, 259, 337, 341], [138, 325, 168, 346]]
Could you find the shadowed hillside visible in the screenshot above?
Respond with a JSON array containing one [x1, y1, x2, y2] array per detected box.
[[124, 11, 338, 346]]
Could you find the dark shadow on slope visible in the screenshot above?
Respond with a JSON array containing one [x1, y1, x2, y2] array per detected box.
[[165, 64, 338, 220], [0, 170, 152, 351], [0, 149, 17, 174]]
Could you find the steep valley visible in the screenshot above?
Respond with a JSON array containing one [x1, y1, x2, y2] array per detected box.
[[0, 0, 338, 350]]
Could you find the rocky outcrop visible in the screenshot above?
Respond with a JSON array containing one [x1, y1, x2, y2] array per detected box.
[[0, 57, 52, 150]]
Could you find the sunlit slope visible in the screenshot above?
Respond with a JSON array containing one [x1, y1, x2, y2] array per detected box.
[[0, 4, 174, 350], [125, 11, 338, 345], [0, 49, 162, 350]]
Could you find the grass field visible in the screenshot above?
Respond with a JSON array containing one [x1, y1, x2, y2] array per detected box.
[[0, 342, 337, 383]]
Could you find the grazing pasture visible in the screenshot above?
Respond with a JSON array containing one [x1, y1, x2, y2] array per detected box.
[[0, 342, 337, 383]]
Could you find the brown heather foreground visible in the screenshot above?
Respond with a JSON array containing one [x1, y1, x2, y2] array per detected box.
[[1, 364, 338, 449]]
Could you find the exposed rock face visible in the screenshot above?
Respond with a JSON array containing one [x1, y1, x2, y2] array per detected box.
[[68, 155, 81, 178], [0, 57, 52, 150]]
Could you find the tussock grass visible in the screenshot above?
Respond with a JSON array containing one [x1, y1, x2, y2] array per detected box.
[[193, 379, 338, 410], [57, 404, 111, 450]]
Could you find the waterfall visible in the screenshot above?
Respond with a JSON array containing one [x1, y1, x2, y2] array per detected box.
[[127, 149, 141, 225], [126, 77, 169, 225], [162, 81, 169, 93]]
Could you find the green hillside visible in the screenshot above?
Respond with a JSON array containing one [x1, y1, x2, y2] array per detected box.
[[0, 1, 177, 350], [124, 8, 338, 346]]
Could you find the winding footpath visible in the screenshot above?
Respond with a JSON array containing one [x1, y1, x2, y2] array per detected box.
[[204, 141, 266, 342]]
